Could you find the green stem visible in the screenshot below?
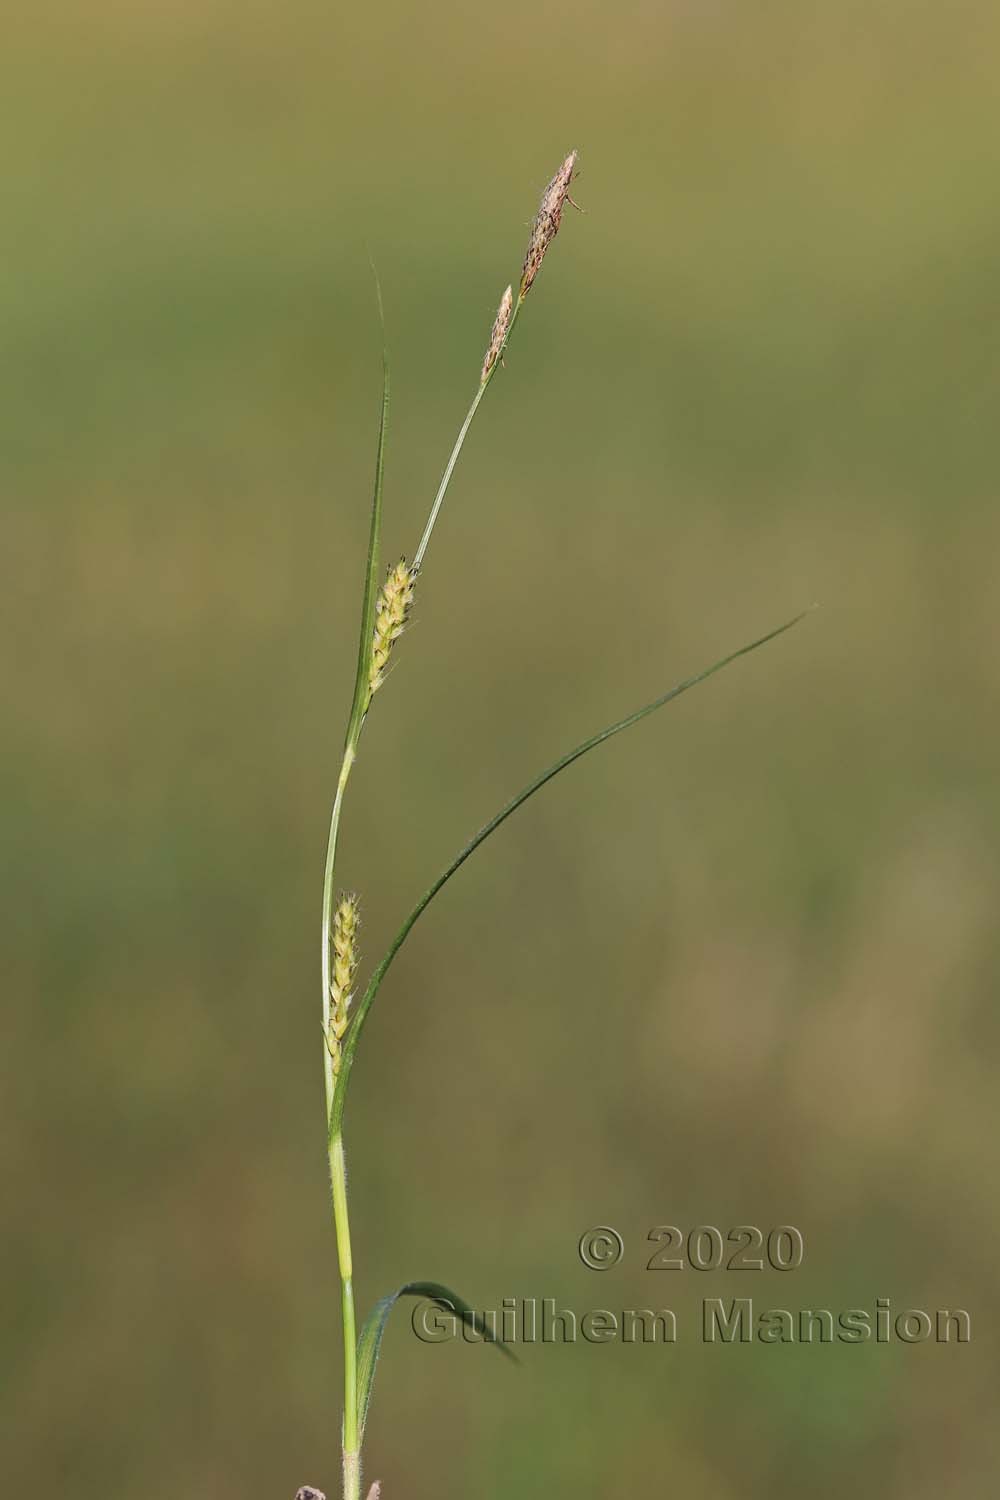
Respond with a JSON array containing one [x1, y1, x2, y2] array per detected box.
[[321, 750, 361, 1500], [412, 297, 524, 571], [321, 286, 530, 1494], [413, 385, 486, 570], [321, 326, 387, 1495], [321, 745, 355, 1117], [330, 1132, 360, 1500]]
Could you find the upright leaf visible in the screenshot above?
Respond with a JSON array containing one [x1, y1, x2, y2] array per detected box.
[[345, 279, 390, 750]]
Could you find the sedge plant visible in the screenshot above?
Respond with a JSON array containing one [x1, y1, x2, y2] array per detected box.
[[303, 151, 806, 1500]]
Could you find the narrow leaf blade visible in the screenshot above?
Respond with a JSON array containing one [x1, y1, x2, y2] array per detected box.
[[356, 1280, 515, 1444], [331, 609, 810, 1132], [345, 281, 390, 747]]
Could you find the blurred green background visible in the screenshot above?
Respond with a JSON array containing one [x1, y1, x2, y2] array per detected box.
[[4, 2, 999, 1496]]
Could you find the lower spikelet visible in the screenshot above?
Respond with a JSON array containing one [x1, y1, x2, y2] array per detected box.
[[328, 893, 360, 1073], [480, 285, 513, 384], [370, 558, 416, 695], [519, 150, 578, 299]]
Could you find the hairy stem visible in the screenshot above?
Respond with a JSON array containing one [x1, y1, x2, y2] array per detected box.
[[322, 758, 360, 1500], [330, 1133, 360, 1500], [321, 748, 354, 1116]]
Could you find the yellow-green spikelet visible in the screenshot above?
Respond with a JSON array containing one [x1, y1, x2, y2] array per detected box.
[[328, 894, 360, 1073], [369, 559, 416, 696]]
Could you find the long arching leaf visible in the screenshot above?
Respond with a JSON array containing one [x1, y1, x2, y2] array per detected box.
[[356, 1280, 515, 1444], [330, 609, 810, 1134]]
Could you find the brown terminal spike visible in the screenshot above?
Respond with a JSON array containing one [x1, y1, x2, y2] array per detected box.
[[518, 150, 578, 299]]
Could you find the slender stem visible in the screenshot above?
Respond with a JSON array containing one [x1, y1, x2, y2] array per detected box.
[[321, 750, 361, 1500], [412, 297, 524, 571], [321, 745, 356, 1117], [330, 1132, 360, 1500], [413, 384, 486, 570], [320, 726, 367, 1500], [320, 288, 531, 1496], [322, 344, 383, 1492]]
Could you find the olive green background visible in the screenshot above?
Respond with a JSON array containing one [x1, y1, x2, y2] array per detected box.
[[5, 3, 999, 1496]]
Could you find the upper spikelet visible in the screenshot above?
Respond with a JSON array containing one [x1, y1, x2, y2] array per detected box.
[[519, 150, 578, 299], [480, 285, 513, 384], [328, 893, 360, 1073], [369, 558, 416, 695]]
